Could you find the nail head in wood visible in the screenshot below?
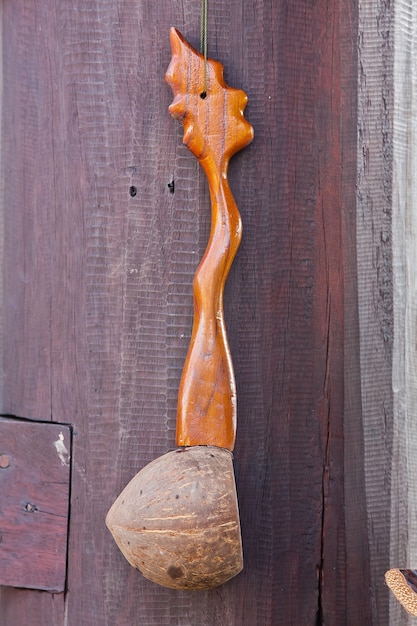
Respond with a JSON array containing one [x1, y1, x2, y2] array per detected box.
[[0, 454, 10, 468]]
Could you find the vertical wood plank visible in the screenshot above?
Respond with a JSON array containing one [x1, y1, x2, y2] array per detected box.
[[390, 0, 417, 623], [357, 0, 394, 622], [0, 0, 3, 410], [1, 2, 54, 419], [341, 0, 374, 623], [0, 0, 5, 406]]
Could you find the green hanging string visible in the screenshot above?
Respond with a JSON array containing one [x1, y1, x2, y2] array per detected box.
[[200, 0, 208, 97]]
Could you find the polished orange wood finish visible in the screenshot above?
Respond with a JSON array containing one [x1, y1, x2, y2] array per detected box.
[[166, 28, 253, 450]]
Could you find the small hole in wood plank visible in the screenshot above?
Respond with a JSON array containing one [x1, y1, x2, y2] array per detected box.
[[129, 186, 137, 197], [24, 502, 38, 513], [200, 91, 207, 100]]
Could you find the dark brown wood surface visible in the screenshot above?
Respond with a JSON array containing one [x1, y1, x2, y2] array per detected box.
[[0, 0, 397, 624], [0, 418, 71, 591]]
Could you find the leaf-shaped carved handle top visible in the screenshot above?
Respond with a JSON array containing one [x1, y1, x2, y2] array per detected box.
[[166, 28, 253, 451]]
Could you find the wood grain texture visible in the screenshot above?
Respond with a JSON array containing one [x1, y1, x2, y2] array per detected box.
[[0, 588, 66, 626], [341, 1, 374, 623], [0, 0, 405, 624], [357, 0, 397, 623], [166, 28, 253, 450], [388, 1, 417, 623], [0, 417, 71, 591], [1, 1, 55, 419], [0, 0, 3, 411]]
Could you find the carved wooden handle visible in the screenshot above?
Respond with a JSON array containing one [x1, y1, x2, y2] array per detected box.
[[166, 28, 253, 451]]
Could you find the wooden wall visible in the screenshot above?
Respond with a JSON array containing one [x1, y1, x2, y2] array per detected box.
[[0, 0, 415, 624], [389, 0, 417, 622]]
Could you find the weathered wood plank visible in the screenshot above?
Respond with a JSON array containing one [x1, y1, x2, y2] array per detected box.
[[0, 418, 71, 591], [0, 0, 3, 411], [356, 0, 400, 623], [0, 588, 65, 626], [341, 1, 375, 623], [389, 0, 417, 623], [1, 2, 55, 419]]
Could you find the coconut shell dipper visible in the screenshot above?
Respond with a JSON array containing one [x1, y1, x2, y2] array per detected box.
[[106, 28, 253, 590]]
